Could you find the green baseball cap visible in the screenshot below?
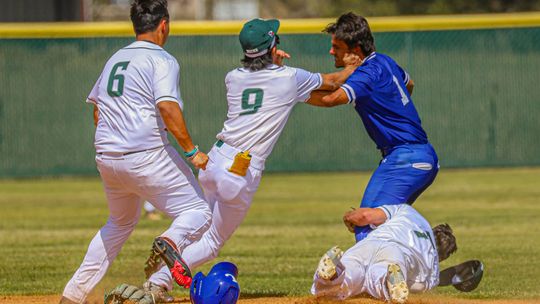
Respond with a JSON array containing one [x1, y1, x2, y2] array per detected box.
[[239, 18, 280, 58]]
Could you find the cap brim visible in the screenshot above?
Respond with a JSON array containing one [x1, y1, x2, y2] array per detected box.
[[266, 19, 280, 35]]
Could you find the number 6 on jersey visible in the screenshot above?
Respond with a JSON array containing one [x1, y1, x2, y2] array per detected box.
[[107, 61, 130, 97]]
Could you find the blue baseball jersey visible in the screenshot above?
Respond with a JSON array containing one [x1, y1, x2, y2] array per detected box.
[[341, 52, 428, 150]]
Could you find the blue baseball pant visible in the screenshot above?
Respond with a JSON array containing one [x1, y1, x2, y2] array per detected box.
[[354, 143, 439, 242]]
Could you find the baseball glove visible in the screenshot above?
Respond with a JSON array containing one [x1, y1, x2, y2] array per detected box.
[[104, 283, 154, 304]]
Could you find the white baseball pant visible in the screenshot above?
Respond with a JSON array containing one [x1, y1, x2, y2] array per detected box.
[[62, 145, 211, 303], [311, 240, 434, 301], [148, 141, 263, 290]]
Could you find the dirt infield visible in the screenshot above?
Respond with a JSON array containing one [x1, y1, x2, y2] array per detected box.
[[2, 295, 539, 304]]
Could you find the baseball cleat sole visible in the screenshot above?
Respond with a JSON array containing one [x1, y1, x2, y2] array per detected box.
[[386, 263, 409, 304], [316, 246, 344, 281]]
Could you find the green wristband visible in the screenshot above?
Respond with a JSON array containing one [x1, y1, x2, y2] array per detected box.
[[184, 146, 199, 158]]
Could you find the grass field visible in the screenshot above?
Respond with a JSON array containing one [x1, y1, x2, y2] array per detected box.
[[0, 167, 539, 303]]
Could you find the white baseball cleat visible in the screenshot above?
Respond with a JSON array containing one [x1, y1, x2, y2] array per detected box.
[[386, 263, 409, 304], [316, 246, 344, 281]]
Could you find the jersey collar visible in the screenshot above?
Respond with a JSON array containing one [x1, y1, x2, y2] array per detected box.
[[125, 40, 163, 50], [362, 52, 377, 65], [237, 64, 284, 72]]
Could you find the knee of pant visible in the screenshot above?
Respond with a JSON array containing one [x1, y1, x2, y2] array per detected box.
[[192, 204, 212, 222], [185, 209, 213, 241], [205, 230, 225, 260], [107, 215, 139, 229]]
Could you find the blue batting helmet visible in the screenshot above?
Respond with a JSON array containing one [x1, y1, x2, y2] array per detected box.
[[190, 262, 240, 304]]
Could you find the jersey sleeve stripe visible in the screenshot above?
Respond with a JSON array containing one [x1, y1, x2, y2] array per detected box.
[[341, 84, 355, 103], [155, 95, 180, 104], [379, 206, 392, 220], [403, 72, 410, 85], [86, 98, 97, 105]]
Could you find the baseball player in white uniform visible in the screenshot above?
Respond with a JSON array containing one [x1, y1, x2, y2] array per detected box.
[[144, 18, 361, 298], [312, 204, 457, 303], [59, 1, 211, 303]]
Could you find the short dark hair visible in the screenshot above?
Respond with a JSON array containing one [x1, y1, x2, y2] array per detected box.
[[241, 53, 273, 72], [324, 12, 375, 56], [433, 223, 458, 262], [130, 0, 169, 35]]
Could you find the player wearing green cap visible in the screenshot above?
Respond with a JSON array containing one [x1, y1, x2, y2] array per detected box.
[[143, 18, 361, 302]]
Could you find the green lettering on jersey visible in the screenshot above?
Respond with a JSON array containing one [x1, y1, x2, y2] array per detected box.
[[414, 230, 436, 249], [414, 230, 429, 239], [240, 88, 264, 115], [107, 61, 130, 97]]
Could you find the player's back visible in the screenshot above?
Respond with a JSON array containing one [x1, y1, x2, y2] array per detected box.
[[365, 204, 439, 288], [217, 64, 320, 159], [343, 53, 428, 150], [89, 41, 181, 153]]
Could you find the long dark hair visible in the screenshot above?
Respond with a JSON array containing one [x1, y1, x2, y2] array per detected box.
[[240, 52, 273, 72]]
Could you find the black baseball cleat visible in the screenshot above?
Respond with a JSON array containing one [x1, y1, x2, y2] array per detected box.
[[151, 236, 193, 288]]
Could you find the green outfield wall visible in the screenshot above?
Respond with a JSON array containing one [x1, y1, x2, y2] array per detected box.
[[1, 14, 539, 177]]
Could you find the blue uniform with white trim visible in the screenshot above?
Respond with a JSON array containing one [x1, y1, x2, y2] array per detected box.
[[341, 52, 439, 242]]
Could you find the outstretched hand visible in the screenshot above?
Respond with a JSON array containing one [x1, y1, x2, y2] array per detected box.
[[273, 49, 291, 66], [343, 53, 362, 67]]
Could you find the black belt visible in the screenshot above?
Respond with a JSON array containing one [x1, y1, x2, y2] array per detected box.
[[98, 145, 164, 156], [379, 142, 429, 158]]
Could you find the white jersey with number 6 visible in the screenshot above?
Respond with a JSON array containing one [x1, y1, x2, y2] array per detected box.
[[64, 40, 211, 303], [87, 40, 183, 153], [217, 64, 322, 159]]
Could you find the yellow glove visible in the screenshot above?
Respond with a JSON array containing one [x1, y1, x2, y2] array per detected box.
[[228, 151, 252, 176]]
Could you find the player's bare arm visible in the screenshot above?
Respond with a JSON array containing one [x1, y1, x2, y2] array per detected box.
[[158, 101, 209, 170], [305, 53, 360, 107], [343, 208, 387, 228], [93, 105, 98, 127], [305, 86, 350, 107], [318, 53, 362, 91], [272, 49, 358, 92], [406, 78, 415, 95]]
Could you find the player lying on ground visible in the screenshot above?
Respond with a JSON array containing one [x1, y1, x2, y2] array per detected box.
[[308, 12, 440, 242], [142, 18, 362, 302], [312, 205, 457, 303], [59, 1, 211, 303]]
